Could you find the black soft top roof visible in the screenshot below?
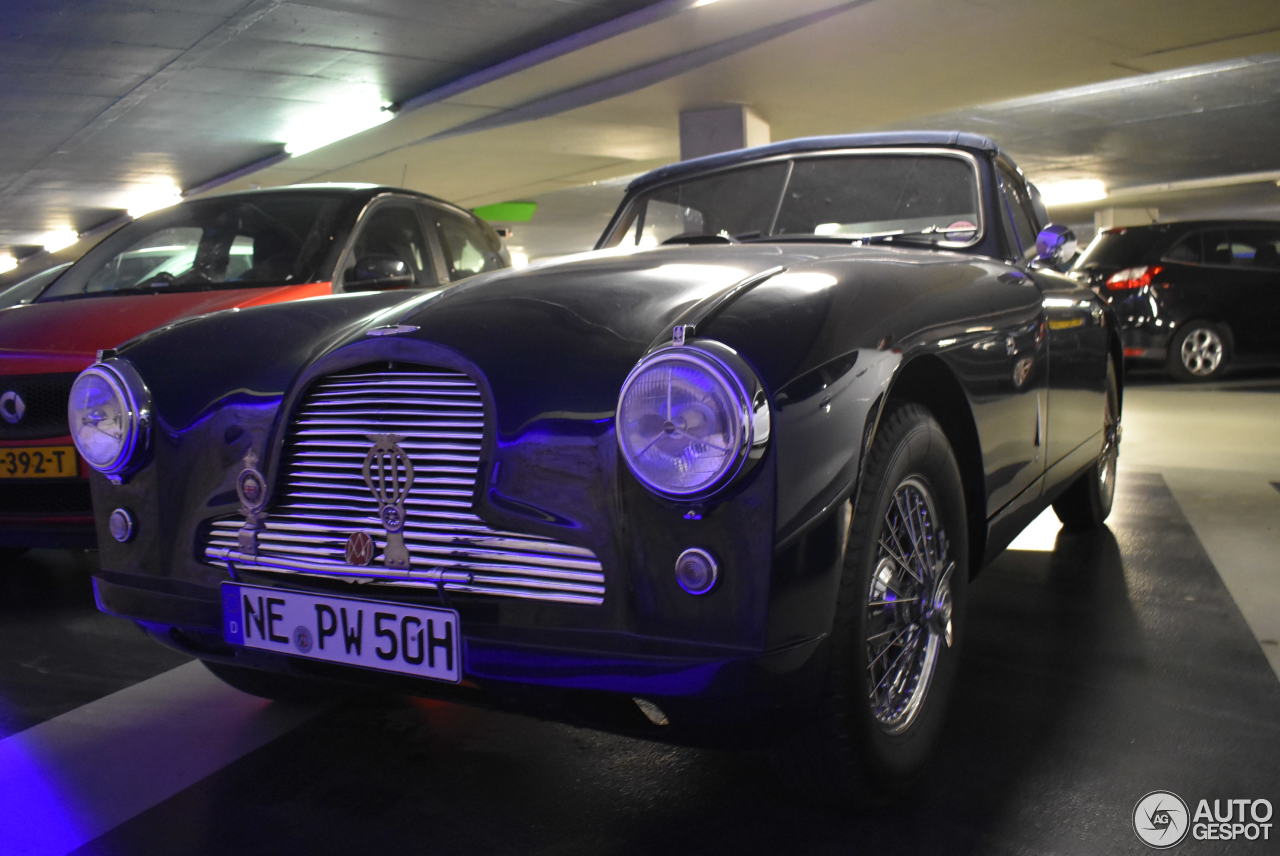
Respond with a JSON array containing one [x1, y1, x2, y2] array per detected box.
[[628, 131, 1001, 193]]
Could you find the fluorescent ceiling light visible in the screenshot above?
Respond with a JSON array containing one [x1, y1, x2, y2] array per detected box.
[[282, 98, 394, 157], [989, 57, 1255, 110], [0, 254, 16, 274], [692, 0, 723, 6], [1037, 179, 1107, 206], [38, 229, 79, 253], [125, 179, 183, 219]]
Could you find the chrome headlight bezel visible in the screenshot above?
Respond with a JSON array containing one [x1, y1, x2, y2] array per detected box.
[[616, 341, 770, 500], [67, 360, 151, 480]]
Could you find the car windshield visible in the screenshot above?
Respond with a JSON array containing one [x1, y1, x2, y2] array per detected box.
[[39, 192, 347, 301], [0, 262, 72, 308], [602, 153, 981, 249]]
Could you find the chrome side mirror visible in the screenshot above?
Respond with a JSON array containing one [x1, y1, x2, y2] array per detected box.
[[1034, 224, 1077, 268]]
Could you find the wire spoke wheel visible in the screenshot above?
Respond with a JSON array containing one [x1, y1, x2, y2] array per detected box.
[[1097, 369, 1120, 505], [865, 476, 954, 734]]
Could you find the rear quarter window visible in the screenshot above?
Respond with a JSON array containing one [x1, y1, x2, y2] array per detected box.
[[1074, 228, 1163, 270]]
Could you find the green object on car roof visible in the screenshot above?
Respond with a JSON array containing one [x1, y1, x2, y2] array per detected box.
[[472, 201, 537, 223]]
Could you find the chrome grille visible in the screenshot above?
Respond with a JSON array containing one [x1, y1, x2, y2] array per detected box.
[[204, 367, 605, 605]]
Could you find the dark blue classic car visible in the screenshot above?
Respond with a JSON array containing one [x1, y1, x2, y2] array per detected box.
[[74, 132, 1120, 801]]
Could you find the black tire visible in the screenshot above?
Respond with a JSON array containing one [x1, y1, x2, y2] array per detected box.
[[771, 403, 968, 804], [203, 659, 335, 703], [1167, 321, 1229, 381], [1052, 360, 1120, 530]]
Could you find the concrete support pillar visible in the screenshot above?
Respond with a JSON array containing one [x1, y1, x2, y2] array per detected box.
[[1094, 207, 1158, 230], [679, 105, 770, 161]]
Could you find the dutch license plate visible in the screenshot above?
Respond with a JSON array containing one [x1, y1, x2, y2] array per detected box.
[[221, 583, 461, 683], [0, 445, 78, 479]]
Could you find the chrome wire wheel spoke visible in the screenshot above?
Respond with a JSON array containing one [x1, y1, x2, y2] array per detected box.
[[865, 476, 951, 734], [1098, 374, 1120, 496]]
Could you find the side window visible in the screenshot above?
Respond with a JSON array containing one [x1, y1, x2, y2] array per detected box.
[[1240, 229, 1280, 269], [1201, 229, 1234, 266], [434, 210, 506, 280], [1231, 229, 1280, 268], [346, 204, 434, 287], [1163, 232, 1202, 263], [996, 165, 1040, 262]]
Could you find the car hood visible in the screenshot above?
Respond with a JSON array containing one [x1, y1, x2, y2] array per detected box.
[[329, 244, 921, 435], [0, 284, 329, 374], [409, 244, 820, 344]]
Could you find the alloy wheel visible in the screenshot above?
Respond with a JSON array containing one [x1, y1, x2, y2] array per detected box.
[[1180, 327, 1224, 377]]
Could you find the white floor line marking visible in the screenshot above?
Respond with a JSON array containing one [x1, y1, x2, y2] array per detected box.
[[1159, 466, 1280, 684], [0, 661, 320, 856]]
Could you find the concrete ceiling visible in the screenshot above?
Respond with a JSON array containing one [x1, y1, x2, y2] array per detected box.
[[3, 0, 1280, 273]]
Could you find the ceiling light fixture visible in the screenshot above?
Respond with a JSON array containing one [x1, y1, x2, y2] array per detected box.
[[1036, 179, 1108, 206], [0, 254, 16, 274], [125, 179, 184, 219], [38, 229, 80, 253], [282, 99, 395, 158], [691, 0, 723, 6]]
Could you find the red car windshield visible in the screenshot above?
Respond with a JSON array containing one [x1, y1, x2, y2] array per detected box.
[[39, 192, 347, 301]]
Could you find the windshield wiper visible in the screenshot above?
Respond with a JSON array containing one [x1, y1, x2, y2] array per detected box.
[[737, 233, 861, 244], [737, 225, 978, 247], [850, 224, 977, 247], [660, 232, 737, 245]]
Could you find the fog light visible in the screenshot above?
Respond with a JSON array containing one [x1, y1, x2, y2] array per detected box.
[[675, 547, 718, 595], [108, 508, 136, 543]]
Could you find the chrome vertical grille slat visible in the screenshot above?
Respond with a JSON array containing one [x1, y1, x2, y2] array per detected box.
[[203, 365, 604, 605]]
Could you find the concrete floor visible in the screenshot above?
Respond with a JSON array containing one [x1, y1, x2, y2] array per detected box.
[[1, 372, 1278, 855]]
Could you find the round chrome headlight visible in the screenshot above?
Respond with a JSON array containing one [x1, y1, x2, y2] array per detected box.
[[67, 362, 148, 476], [617, 345, 765, 498]]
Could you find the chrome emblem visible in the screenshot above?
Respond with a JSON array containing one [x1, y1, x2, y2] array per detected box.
[[362, 434, 415, 569], [345, 531, 375, 566], [0, 391, 25, 425], [366, 325, 420, 337], [235, 449, 268, 555]]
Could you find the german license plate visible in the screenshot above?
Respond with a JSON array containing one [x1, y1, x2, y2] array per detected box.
[[221, 583, 460, 682], [0, 445, 78, 479]]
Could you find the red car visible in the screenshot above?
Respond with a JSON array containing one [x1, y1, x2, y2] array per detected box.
[[0, 184, 508, 554]]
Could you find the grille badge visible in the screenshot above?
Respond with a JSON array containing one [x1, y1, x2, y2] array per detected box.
[[345, 531, 375, 566], [0, 391, 25, 424], [362, 434, 415, 569], [235, 449, 268, 555]]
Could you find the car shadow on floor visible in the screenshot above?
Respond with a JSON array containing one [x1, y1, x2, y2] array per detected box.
[[77, 472, 1280, 855]]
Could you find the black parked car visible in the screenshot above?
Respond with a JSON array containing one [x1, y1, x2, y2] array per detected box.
[[75, 132, 1120, 801], [1070, 220, 1280, 380]]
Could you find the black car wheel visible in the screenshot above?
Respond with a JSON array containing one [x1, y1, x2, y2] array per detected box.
[[1053, 360, 1119, 530], [203, 659, 336, 702], [1168, 321, 1229, 381], [772, 403, 968, 804]]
